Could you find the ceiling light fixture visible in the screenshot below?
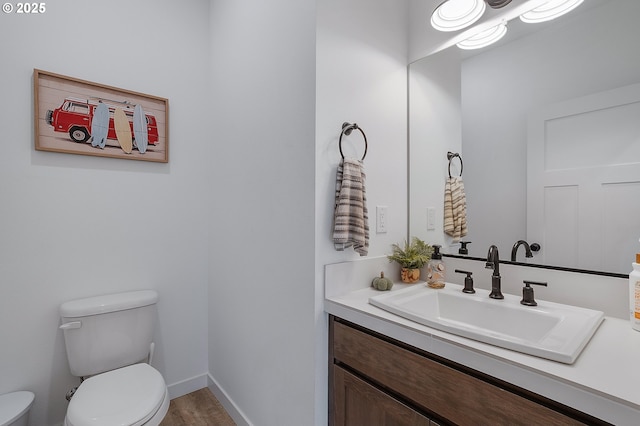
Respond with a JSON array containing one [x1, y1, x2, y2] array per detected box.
[[520, 0, 584, 24], [431, 0, 487, 32], [456, 22, 508, 50], [485, 0, 512, 8]]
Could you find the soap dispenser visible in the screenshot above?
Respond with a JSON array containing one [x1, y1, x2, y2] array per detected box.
[[427, 245, 445, 289]]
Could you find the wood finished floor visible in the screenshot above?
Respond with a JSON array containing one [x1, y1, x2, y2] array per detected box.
[[160, 388, 236, 426]]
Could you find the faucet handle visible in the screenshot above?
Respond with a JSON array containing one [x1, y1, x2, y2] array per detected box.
[[454, 269, 475, 294], [520, 280, 547, 306], [458, 241, 471, 255]]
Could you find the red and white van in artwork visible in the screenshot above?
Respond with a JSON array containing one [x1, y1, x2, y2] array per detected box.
[[46, 97, 159, 148]]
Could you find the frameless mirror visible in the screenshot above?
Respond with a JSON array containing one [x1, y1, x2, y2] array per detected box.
[[409, 0, 640, 275]]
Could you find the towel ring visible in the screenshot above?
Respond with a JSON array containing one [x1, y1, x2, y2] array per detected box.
[[339, 122, 368, 161], [447, 151, 463, 178]]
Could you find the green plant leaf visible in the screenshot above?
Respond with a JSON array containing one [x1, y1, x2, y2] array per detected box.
[[387, 237, 434, 269]]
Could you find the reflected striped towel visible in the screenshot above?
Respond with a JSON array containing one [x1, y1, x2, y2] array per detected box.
[[333, 158, 369, 256], [444, 176, 468, 242]]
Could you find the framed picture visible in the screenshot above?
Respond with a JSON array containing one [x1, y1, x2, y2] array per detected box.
[[34, 69, 169, 163]]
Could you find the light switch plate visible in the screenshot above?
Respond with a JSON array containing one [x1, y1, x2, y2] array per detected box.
[[376, 206, 388, 233], [427, 207, 436, 230]]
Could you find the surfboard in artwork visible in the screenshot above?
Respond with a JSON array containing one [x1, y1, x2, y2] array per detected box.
[[113, 107, 133, 154], [133, 104, 149, 154], [90, 102, 109, 149]]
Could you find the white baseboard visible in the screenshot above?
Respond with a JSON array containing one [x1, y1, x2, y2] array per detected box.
[[166, 373, 208, 400], [165, 372, 252, 425], [207, 373, 252, 426]]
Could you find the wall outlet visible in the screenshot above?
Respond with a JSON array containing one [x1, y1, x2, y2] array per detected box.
[[427, 207, 436, 230], [376, 206, 388, 233]]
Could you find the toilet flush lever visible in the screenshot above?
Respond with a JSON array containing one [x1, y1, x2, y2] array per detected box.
[[59, 321, 81, 330]]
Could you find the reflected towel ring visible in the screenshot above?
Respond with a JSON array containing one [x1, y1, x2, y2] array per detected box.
[[339, 122, 368, 161], [447, 151, 463, 178]]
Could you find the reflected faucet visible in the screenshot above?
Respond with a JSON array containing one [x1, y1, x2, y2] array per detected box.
[[485, 245, 504, 299], [510, 240, 533, 262]]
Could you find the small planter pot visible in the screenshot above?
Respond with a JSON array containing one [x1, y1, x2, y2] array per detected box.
[[400, 268, 421, 283]]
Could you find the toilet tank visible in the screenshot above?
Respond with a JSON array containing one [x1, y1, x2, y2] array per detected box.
[[60, 290, 159, 377]]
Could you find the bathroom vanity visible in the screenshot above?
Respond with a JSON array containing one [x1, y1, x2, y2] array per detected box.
[[325, 259, 640, 426], [330, 316, 595, 425]]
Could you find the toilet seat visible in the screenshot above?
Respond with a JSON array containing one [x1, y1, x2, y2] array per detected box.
[[0, 391, 34, 426], [65, 363, 168, 426]]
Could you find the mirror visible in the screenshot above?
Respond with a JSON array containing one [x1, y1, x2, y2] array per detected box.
[[409, 0, 640, 275]]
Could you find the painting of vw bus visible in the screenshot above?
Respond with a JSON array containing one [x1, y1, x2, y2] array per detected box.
[[34, 69, 169, 163]]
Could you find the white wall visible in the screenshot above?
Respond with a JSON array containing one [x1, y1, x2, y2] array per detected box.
[[408, 0, 459, 62], [408, 47, 462, 251], [316, 0, 409, 277], [460, 0, 640, 260], [207, 1, 317, 425], [0, 1, 410, 425], [0, 1, 211, 425], [316, 0, 409, 422], [407, 0, 640, 263], [207, 0, 409, 424]]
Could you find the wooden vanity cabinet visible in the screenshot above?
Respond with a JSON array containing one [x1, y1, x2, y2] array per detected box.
[[329, 315, 607, 426], [333, 366, 432, 426]]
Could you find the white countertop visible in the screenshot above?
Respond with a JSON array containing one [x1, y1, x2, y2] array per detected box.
[[325, 282, 640, 426]]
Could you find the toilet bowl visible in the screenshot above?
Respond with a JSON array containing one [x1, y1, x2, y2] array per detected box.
[[59, 290, 168, 426], [64, 363, 169, 426], [0, 391, 34, 426]]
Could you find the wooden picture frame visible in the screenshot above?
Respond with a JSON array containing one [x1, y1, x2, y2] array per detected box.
[[34, 69, 169, 163]]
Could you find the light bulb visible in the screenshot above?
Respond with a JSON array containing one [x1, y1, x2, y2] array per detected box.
[[431, 0, 487, 32], [457, 22, 508, 50], [520, 0, 584, 24]]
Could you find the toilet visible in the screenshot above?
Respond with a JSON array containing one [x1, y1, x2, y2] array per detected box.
[[0, 391, 34, 426], [59, 290, 169, 426]]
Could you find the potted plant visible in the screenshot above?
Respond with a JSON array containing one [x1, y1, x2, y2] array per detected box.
[[387, 237, 434, 283]]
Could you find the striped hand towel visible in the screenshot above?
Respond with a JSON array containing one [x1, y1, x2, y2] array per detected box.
[[333, 158, 369, 256], [444, 176, 468, 242]]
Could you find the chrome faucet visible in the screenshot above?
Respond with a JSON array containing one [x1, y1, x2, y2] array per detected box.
[[485, 245, 504, 299], [510, 240, 533, 262]]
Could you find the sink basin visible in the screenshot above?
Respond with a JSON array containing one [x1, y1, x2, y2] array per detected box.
[[369, 284, 604, 364]]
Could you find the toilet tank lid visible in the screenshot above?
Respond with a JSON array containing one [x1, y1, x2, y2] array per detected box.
[[60, 290, 158, 318]]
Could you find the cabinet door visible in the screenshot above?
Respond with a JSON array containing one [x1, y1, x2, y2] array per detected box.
[[331, 318, 589, 425], [333, 365, 431, 426]]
